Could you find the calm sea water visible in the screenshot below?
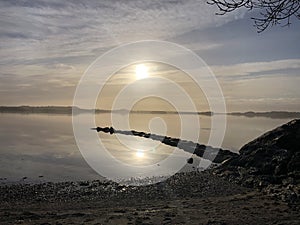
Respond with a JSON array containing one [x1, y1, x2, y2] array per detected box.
[[0, 113, 292, 183]]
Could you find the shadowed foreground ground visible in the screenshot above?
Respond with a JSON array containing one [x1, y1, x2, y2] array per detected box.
[[1, 171, 299, 225]]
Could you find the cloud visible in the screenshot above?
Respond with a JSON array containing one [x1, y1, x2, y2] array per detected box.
[[0, 0, 247, 106], [211, 59, 300, 78], [0, 0, 245, 65], [0, 1, 299, 111]]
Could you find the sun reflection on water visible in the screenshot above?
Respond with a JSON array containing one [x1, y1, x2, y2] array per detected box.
[[135, 149, 145, 158]]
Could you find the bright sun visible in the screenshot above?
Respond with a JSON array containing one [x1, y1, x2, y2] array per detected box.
[[135, 150, 144, 158], [135, 64, 148, 80]]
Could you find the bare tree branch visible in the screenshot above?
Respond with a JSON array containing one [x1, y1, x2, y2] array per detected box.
[[207, 0, 300, 32]]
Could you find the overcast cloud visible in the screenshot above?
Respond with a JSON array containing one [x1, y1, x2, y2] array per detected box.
[[0, 0, 299, 111]]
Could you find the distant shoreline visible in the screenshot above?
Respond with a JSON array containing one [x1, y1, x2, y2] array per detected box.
[[0, 106, 300, 118]]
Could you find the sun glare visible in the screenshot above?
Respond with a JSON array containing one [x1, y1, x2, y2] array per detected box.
[[135, 64, 148, 80], [135, 150, 145, 158]]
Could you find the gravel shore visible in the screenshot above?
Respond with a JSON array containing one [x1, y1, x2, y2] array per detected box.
[[1, 171, 299, 225]]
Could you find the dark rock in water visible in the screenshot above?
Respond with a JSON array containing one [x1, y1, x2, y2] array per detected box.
[[187, 158, 193, 164], [94, 126, 237, 163], [215, 119, 300, 204], [211, 148, 237, 164]]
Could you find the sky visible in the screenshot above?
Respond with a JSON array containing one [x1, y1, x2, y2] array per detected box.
[[0, 0, 299, 112]]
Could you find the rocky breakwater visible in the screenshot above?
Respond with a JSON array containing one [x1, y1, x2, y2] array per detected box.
[[93, 126, 236, 164], [215, 119, 300, 205]]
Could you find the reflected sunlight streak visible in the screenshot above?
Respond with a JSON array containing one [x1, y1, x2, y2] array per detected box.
[[135, 149, 145, 158]]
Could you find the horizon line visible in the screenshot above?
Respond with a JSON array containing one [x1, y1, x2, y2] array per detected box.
[[0, 105, 300, 114]]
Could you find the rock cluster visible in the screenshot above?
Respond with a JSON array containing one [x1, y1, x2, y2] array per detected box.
[[93, 126, 237, 163], [215, 119, 300, 204]]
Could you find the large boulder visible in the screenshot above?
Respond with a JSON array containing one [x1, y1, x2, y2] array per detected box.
[[215, 119, 300, 204]]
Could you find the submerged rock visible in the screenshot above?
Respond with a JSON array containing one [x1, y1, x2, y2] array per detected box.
[[187, 158, 193, 164]]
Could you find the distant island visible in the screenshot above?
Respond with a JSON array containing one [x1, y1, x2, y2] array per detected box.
[[0, 106, 299, 118], [226, 111, 300, 119], [0, 106, 212, 116]]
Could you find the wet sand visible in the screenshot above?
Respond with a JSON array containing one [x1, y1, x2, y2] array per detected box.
[[1, 171, 299, 225]]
